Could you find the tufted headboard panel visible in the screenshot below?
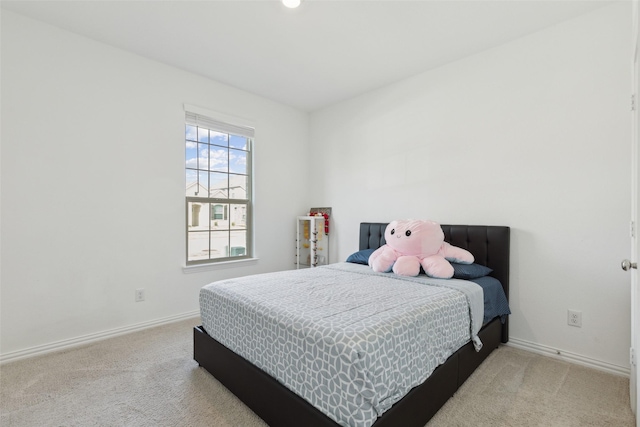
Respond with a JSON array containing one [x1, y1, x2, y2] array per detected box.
[[359, 222, 510, 342]]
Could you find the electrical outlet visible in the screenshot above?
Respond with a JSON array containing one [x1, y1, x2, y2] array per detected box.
[[568, 309, 582, 327], [135, 288, 145, 302]]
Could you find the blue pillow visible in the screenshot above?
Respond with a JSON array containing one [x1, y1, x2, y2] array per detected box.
[[451, 262, 493, 279], [346, 248, 376, 265]]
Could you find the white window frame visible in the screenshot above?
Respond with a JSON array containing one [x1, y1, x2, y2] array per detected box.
[[184, 104, 255, 267]]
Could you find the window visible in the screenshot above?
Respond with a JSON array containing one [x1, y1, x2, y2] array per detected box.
[[185, 109, 253, 265], [212, 204, 225, 221]]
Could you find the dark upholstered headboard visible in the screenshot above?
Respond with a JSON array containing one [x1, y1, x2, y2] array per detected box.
[[359, 222, 510, 342]]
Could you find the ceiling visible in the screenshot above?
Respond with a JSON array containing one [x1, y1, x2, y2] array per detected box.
[[1, 0, 614, 112]]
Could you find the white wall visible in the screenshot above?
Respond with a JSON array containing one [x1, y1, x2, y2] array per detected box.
[[310, 3, 633, 370], [0, 11, 310, 358], [1, 3, 634, 373]]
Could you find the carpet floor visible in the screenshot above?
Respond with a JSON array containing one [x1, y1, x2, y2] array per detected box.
[[0, 317, 635, 426]]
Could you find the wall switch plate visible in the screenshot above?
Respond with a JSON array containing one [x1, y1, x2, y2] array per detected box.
[[135, 288, 145, 302], [568, 309, 582, 327]]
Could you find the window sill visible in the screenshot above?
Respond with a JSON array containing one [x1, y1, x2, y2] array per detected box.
[[182, 257, 259, 274]]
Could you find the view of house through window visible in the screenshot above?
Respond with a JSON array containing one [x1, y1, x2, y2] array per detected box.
[[185, 111, 252, 264]]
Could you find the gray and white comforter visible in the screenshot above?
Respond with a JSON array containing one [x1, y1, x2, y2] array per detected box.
[[199, 262, 484, 427]]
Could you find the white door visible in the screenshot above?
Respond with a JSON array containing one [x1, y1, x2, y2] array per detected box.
[[631, 1, 640, 421]]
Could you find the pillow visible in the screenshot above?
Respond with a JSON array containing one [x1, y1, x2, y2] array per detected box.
[[346, 250, 492, 279], [451, 262, 493, 279], [346, 248, 376, 265]]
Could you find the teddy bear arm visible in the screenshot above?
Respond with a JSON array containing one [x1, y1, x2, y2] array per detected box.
[[420, 255, 454, 279], [368, 245, 397, 273], [440, 242, 474, 264]]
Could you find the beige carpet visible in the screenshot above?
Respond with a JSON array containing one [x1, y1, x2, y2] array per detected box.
[[0, 317, 635, 427]]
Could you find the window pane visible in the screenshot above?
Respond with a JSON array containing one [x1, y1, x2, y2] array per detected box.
[[187, 202, 208, 229], [229, 204, 247, 229], [229, 149, 247, 174], [196, 171, 209, 197], [188, 231, 210, 261], [229, 229, 247, 257], [209, 147, 228, 172], [186, 141, 197, 169], [210, 203, 229, 225], [209, 231, 230, 259], [210, 172, 229, 199], [210, 131, 229, 147], [229, 134, 248, 150], [186, 169, 198, 196], [229, 175, 248, 200], [197, 127, 209, 143], [198, 143, 209, 170], [186, 169, 197, 189], [186, 125, 197, 141]]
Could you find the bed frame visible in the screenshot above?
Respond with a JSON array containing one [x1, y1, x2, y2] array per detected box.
[[194, 223, 510, 427]]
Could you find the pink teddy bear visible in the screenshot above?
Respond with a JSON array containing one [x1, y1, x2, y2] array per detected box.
[[368, 219, 474, 278]]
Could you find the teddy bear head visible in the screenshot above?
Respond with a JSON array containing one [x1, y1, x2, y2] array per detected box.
[[384, 219, 444, 256]]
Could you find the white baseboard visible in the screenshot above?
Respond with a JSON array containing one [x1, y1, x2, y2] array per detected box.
[[3, 318, 630, 378], [507, 337, 630, 377], [0, 310, 200, 364]]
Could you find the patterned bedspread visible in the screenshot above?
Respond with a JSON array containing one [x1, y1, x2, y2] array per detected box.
[[199, 262, 483, 427]]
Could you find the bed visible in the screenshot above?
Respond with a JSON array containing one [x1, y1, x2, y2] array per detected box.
[[194, 222, 510, 427]]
